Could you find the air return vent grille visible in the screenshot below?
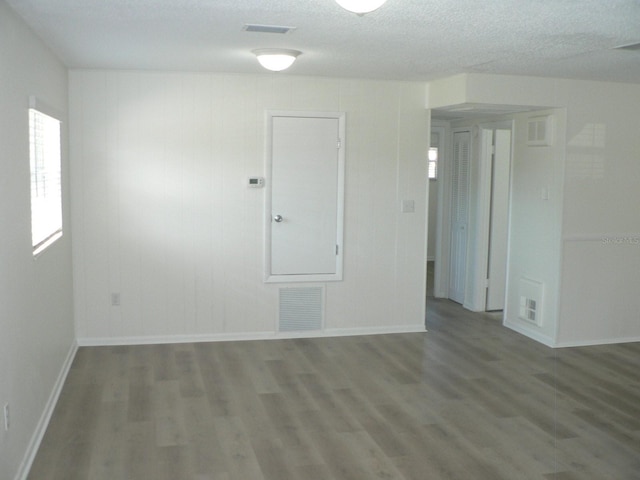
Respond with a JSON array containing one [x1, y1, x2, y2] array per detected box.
[[527, 115, 553, 146], [279, 287, 323, 332], [243, 24, 296, 34], [519, 278, 543, 327], [520, 298, 538, 323]]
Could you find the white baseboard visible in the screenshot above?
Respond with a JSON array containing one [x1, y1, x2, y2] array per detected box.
[[77, 324, 426, 347], [505, 318, 640, 348], [324, 324, 426, 337], [503, 320, 555, 348], [78, 332, 275, 346], [554, 335, 640, 348], [15, 341, 78, 480]]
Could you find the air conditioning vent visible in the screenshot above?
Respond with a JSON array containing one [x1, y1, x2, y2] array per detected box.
[[278, 287, 323, 332], [520, 297, 538, 323], [519, 278, 543, 326], [527, 115, 553, 147], [243, 24, 296, 34]]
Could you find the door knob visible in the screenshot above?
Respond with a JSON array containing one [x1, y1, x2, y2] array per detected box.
[[274, 215, 284, 223]]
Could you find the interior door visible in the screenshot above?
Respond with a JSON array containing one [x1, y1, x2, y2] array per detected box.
[[449, 130, 471, 304], [486, 128, 512, 310], [268, 113, 345, 281]]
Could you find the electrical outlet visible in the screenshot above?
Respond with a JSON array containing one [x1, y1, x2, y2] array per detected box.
[[3, 403, 9, 431]]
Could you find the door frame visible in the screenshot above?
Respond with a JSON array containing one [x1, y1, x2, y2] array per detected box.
[[433, 120, 513, 311], [264, 110, 346, 283]]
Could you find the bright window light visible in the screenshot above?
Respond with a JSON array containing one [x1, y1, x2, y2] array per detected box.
[[29, 108, 62, 254], [428, 147, 438, 179]]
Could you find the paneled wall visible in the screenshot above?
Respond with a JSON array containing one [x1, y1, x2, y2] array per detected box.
[[0, 2, 74, 479], [557, 80, 640, 345], [69, 71, 429, 343]]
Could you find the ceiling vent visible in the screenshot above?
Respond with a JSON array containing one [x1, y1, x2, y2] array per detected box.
[[613, 42, 640, 51], [243, 24, 296, 34]]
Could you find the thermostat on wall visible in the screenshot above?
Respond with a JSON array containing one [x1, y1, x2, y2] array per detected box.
[[248, 177, 264, 188]]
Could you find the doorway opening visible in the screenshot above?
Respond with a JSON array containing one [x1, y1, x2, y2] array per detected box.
[[428, 116, 513, 314]]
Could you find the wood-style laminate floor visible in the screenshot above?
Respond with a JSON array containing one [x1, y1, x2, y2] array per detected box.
[[28, 301, 640, 479]]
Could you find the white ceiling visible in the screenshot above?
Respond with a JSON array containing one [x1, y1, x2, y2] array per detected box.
[[6, 0, 640, 83]]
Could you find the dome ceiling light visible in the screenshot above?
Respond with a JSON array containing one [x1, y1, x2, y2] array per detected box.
[[335, 0, 388, 14], [253, 48, 301, 72]]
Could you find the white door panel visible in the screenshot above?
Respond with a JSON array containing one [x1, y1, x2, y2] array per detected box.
[[449, 130, 470, 304], [486, 129, 511, 310], [267, 113, 345, 281]]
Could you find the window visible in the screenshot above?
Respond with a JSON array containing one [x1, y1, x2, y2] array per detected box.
[[429, 130, 440, 180], [29, 106, 62, 255], [428, 146, 438, 179]]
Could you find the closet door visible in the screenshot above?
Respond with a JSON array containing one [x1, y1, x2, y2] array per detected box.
[[266, 112, 345, 282], [486, 128, 512, 310], [449, 130, 471, 304]]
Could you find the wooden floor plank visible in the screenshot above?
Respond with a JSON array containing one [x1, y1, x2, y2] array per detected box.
[[28, 291, 640, 479]]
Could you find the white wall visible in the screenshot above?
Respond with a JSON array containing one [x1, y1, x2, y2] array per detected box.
[[69, 71, 429, 344], [557, 81, 640, 345], [505, 109, 566, 345], [0, 2, 75, 479]]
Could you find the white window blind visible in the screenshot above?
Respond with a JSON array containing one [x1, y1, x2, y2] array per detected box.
[[29, 107, 62, 254]]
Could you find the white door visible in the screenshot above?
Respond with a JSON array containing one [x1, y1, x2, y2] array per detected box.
[[449, 130, 471, 304], [486, 129, 511, 310], [268, 113, 345, 281]]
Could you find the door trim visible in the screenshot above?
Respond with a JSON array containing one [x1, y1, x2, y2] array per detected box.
[[264, 110, 346, 283]]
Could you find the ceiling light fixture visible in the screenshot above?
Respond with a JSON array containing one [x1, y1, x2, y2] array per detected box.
[[253, 48, 301, 72], [335, 0, 388, 14]]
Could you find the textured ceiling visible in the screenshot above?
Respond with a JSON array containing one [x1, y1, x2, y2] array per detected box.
[[6, 0, 640, 83]]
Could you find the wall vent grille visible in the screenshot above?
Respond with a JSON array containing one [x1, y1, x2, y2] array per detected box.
[[243, 24, 296, 34], [279, 287, 323, 332], [519, 278, 544, 326], [527, 115, 553, 146], [520, 297, 538, 324]]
